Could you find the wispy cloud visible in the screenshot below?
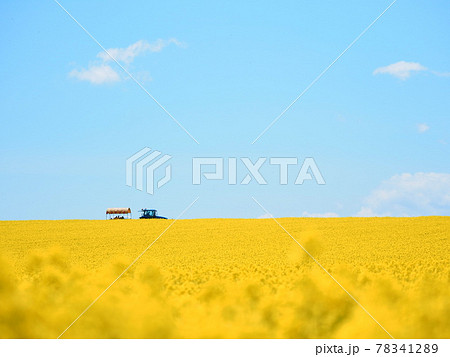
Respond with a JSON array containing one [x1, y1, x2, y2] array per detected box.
[[97, 38, 184, 64], [357, 172, 450, 217], [417, 123, 429, 133], [69, 64, 120, 85], [70, 39, 183, 84], [432, 71, 450, 78], [302, 211, 339, 218], [373, 61, 450, 80], [373, 61, 427, 80]]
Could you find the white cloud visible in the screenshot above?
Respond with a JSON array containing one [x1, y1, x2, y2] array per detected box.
[[97, 38, 184, 64], [69, 64, 120, 84], [302, 211, 339, 218], [417, 123, 429, 133], [70, 38, 183, 85], [357, 173, 450, 217], [373, 61, 427, 80]]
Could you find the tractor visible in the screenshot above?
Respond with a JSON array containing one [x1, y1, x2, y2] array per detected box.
[[139, 209, 167, 219]]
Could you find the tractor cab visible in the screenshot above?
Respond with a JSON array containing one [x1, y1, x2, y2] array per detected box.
[[139, 209, 167, 219]]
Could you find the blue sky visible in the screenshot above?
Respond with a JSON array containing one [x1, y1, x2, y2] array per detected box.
[[0, 0, 449, 220]]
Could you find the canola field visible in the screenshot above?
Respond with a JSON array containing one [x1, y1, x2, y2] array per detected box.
[[0, 217, 449, 339]]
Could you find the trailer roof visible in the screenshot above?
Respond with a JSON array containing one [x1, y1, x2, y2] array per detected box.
[[106, 208, 131, 214]]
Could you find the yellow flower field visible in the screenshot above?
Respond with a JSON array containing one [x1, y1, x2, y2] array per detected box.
[[0, 217, 448, 338]]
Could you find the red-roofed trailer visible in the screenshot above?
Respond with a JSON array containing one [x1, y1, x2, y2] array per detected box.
[[106, 208, 132, 219]]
